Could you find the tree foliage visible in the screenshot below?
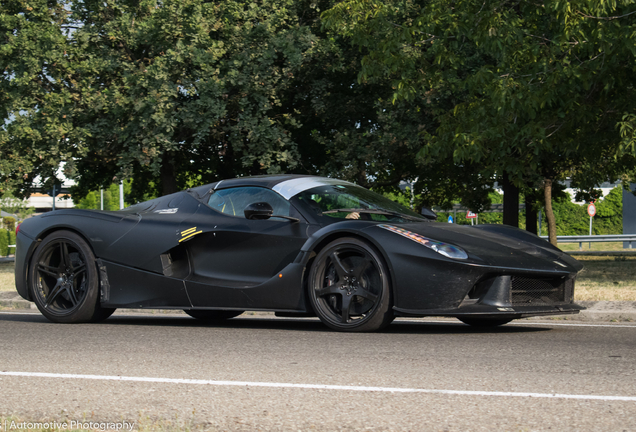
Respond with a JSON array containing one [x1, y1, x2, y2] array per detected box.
[[436, 186, 624, 235], [3, 0, 635, 226], [0, 0, 70, 194], [323, 0, 636, 241], [0, 192, 35, 220], [1, 0, 493, 210], [73, 181, 134, 210]]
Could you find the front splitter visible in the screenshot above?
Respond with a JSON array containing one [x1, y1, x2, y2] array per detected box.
[[393, 303, 584, 318]]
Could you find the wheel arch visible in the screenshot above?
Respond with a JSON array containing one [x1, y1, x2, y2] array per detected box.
[[300, 228, 398, 313], [23, 227, 99, 302]]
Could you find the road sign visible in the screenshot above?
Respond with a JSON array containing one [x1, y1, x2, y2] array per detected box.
[[587, 203, 596, 217], [448, 215, 453, 223], [466, 211, 477, 219]]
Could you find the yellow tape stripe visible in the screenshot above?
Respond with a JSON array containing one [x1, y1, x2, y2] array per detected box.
[[181, 227, 197, 236], [178, 231, 202, 242]]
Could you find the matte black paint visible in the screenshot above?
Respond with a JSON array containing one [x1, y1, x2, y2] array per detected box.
[[15, 175, 584, 322]]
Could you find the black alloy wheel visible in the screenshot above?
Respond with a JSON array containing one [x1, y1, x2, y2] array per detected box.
[[184, 310, 244, 321], [308, 237, 394, 332], [458, 317, 514, 327], [29, 230, 115, 323]]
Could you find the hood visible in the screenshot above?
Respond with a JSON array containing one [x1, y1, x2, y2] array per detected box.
[[393, 222, 583, 273]]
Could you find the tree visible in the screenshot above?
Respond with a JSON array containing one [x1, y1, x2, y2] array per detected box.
[[74, 181, 134, 211], [3, 0, 497, 213], [323, 0, 636, 244], [0, 192, 35, 220], [0, 0, 71, 196], [2, 0, 323, 199]]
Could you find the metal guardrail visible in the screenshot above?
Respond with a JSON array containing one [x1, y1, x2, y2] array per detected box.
[[540, 235, 636, 250], [434, 203, 527, 212]]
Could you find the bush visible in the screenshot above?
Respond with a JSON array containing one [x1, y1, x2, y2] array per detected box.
[[433, 186, 624, 236], [538, 186, 623, 236], [2, 217, 15, 232], [0, 229, 8, 257], [8, 230, 16, 254]]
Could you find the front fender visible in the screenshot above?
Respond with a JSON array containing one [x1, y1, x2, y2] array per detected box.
[[296, 221, 453, 309]]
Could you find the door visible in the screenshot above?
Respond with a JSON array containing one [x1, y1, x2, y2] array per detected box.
[[182, 187, 309, 309]]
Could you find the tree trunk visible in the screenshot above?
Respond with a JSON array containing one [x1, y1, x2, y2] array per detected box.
[[502, 172, 519, 227], [160, 152, 179, 196], [544, 178, 557, 246], [525, 191, 538, 235]]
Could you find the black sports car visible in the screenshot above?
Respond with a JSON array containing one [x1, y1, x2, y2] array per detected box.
[[15, 175, 583, 331]]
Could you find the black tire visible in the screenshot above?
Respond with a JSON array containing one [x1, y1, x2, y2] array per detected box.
[[308, 237, 394, 332], [458, 317, 513, 327], [28, 230, 115, 323], [184, 310, 244, 321]]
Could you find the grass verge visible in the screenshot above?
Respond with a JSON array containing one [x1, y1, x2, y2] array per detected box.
[[0, 262, 15, 292], [558, 241, 636, 252], [571, 255, 636, 301]]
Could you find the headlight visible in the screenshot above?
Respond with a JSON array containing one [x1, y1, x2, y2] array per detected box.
[[378, 224, 468, 260]]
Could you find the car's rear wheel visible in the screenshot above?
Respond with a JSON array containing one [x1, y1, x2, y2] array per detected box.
[[29, 230, 115, 323], [184, 310, 244, 321], [458, 317, 513, 327], [308, 237, 394, 332]]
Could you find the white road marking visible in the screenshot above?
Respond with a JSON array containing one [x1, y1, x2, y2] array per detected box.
[[1, 371, 635, 402]]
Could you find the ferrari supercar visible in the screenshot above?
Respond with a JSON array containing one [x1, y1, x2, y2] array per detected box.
[[15, 175, 583, 331]]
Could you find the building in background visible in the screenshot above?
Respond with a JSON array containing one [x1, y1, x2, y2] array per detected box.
[[26, 173, 76, 214], [27, 191, 75, 213]]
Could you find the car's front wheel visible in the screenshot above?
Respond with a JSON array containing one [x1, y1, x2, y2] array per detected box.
[[308, 237, 394, 332], [29, 230, 115, 323]]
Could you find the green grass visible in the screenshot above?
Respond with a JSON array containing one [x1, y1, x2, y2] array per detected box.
[[572, 255, 636, 301], [2, 256, 635, 301], [558, 241, 636, 252]]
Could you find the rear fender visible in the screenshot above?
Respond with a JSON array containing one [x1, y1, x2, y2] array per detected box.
[[15, 211, 139, 301]]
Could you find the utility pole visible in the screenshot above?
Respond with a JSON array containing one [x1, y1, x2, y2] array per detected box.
[[410, 177, 418, 210], [119, 182, 124, 209]]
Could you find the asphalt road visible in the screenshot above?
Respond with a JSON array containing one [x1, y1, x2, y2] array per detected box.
[[1, 312, 635, 431]]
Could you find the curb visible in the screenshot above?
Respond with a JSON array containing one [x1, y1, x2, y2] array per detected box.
[[0, 291, 35, 310], [1, 292, 634, 322]]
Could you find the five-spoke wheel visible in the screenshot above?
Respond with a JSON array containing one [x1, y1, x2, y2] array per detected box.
[[29, 230, 114, 323], [308, 238, 394, 332]]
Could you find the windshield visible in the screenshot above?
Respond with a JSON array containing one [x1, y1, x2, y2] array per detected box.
[[294, 184, 426, 222]]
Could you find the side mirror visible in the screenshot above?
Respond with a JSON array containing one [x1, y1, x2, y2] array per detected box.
[[421, 207, 437, 220], [244, 202, 274, 220]]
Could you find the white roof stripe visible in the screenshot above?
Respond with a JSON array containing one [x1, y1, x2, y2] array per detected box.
[[272, 177, 358, 200]]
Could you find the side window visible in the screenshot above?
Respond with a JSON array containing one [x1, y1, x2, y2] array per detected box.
[[207, 187, 291, 219]]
